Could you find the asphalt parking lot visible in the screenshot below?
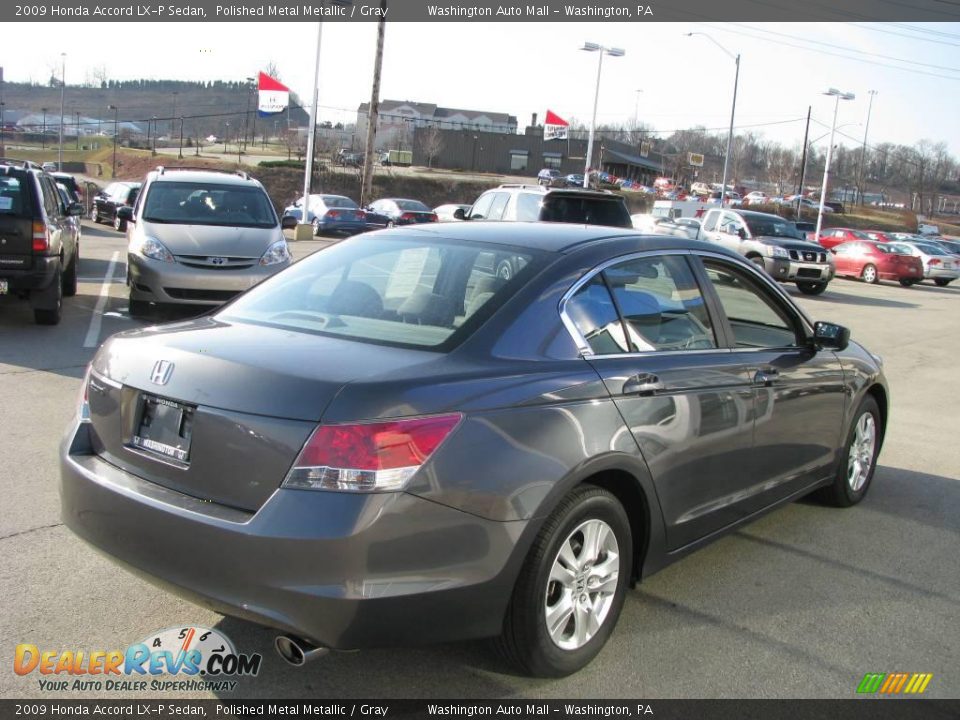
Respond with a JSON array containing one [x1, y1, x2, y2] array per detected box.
[[1, 219, 958, 700]]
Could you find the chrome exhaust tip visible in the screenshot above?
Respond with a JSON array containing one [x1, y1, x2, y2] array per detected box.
[[274, 634, 329, 667]]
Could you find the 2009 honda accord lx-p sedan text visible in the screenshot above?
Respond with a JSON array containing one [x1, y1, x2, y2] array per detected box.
[[60, 223, 888, 677]]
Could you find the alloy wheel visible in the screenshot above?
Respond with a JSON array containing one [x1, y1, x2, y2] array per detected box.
[[544, 519, 620, 651], [847, 412, 876, 492]]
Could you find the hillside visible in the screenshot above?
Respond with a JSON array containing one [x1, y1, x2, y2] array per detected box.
[[1, 80, 310, 140]]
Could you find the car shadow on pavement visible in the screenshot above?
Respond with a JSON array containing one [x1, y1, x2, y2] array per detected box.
[[211, 616, 532, 698], [794, 290, 917, 309]]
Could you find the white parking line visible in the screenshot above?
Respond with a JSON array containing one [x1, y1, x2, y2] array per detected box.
[[83, 251, 120, 349]]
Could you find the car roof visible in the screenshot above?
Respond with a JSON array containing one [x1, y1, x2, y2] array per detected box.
[[148, 168, 258, 186], [731, 209, 788, 221], [382, 220, 722, 254]]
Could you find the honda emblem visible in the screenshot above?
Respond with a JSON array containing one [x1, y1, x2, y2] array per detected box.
[[150, 360, 174, 386]]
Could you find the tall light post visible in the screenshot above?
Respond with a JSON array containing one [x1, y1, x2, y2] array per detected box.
[[856, 89, 877, 206], [815, 88, 856, 243], [108, 104, 118, 178], [796, 122, 859, 215], [41, 108, 47, 149], [58, 53, 66, 170], [171, 91, 179, 138], [686, 33, 739, 207], [580, 42, 625, 188]]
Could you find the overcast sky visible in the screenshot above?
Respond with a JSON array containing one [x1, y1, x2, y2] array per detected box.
[[7, 21, 960, 154]]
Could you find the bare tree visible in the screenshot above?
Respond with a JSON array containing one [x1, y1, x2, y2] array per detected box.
[[418, 125, 444, 168]]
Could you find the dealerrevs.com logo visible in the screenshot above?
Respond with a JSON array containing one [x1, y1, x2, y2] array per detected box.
[[15, 626, 261, 693]]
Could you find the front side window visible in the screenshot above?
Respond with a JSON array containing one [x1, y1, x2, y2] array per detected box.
[[487, 192, 510, 221], [468, 192, 496, 220], [221, 237, 540, 350], [703, 261, 800, 348], [604, 256, 716, 352], [142, 181, 277, 228], [701, 211, 719, 232]]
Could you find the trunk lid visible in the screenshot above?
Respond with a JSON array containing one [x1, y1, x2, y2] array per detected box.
[[87, 317, 445, 511]]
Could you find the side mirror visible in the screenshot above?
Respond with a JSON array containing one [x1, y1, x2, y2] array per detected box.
[[813, 321, 850, 351], [67, 202, 84, 217], [453, 207, 467, 220], [116, 206, 134, 222]]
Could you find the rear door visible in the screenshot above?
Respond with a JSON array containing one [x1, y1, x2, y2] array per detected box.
[[562, 251, 758, 550], [39, 175, 73, 259]]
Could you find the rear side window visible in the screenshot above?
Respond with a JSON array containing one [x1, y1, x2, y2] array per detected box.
[[0, 176, 32, 218], [221, 237, 542, 350], [540, 196, 631, 228]]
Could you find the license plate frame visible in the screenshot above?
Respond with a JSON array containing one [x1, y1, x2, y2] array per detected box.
[[131, 394, 195, 463]]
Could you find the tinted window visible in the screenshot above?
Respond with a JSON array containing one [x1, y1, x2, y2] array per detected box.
[[221, 237, 540, 350], [564, 277, 629, 355], [540, 196, 631, 228], [395, 200, 430, 212], [703, 262, 799, 348], [142, 181, 276, 228], [604, 256, 716, 352]]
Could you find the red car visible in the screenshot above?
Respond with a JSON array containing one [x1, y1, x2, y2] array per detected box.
[[817, 227, 872, 249], [862, 229, 895, 243], [831, 240, 924, 286]]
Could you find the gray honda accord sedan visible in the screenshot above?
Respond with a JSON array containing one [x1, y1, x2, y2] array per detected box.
[[60, 223, 888, 677]]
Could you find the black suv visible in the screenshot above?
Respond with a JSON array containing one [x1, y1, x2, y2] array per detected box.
[[457, 184, 632, 228], [0, 159, 83, 324]]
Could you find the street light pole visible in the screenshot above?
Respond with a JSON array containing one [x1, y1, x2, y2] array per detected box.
[[581, 42, 625, 188], [815, 88, 856, 243], [856, 89, 877, 206], [108, 104, 118, 177], [303, 21, 324, 208], [42, 108, 47, 149], [686, 33, 739, 208], [58, 53, 66, 170]]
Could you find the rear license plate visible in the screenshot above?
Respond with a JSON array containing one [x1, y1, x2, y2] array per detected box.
[[797, 268, 821, 278], [132, 394, 194, 463], [0, 279, 7, 295]]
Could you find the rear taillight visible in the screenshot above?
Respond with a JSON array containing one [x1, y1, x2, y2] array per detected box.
[[929, 259, 941, 266], [32, 221, 49, 252], [400, 212, 415, 221], [429, 213, 438, 222], [282, 413, 462, 492], [326, 210, 339, 219]]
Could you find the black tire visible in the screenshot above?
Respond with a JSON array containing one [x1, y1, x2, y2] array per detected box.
[[814, 395, 882, 508], [33, 266, 63, 326], [796, 281, 827, 295], [497, 485, 632, 678], [90, 206, 100, 224], [861, 263, 878, 284], [312, 218, 321, 236], [747, 255, 765, 269], [62, 248, 78, 298], [128, 296, 150, 318], [899, 278, 915, 287], [934, 278, 952, 287], [496, 259, 515, 281], [114, 215, 126, 232]]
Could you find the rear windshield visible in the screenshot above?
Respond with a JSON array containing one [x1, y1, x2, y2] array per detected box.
[[395, 200, 430, 212], [142, 181, 277, 228], [538, 195, 631, 228], [0, 175, 32, 218], [220, 236, 543, 350], [322, 195, 358, 209]]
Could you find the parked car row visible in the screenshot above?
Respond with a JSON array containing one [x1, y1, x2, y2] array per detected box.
[[280, 195, 439, 235]]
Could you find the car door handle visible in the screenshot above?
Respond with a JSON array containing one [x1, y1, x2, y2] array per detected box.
[[753, 368, 780, 386], [622, 373, 664, 396]]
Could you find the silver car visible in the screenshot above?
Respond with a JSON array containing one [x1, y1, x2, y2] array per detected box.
[[888, 240, 959, 287], [121, 167, 291, 315]]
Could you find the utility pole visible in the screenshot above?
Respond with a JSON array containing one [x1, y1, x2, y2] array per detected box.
[[361, 0, 387, 207], [58, 53, 66, 170], [856, 90, 877, 206], [796, 105, 811, 216]]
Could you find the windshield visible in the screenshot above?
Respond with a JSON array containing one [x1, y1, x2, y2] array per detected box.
[[395, 200, 430, 212], [220, 236, 543, 350], [322, 195, 358, 209], [142, 181, 277, 228], [743, 216, 800, 238]]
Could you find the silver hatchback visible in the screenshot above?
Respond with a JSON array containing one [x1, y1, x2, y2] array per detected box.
[[122, 167, 290, 315]]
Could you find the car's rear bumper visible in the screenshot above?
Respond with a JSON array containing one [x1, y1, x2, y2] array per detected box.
[[924, 268, 959, 280], [59, 422, 525, 649], [0, 255, 59, 291], [128, 254, 288, 306]]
